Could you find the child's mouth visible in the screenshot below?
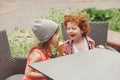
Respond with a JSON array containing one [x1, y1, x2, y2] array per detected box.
[[69, 34, 75, 38]]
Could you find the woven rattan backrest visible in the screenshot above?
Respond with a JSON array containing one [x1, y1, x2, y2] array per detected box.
[[0, 30, 11, 58], [0, 30, 14, 79]]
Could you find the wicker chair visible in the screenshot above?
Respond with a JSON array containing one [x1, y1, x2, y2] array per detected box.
[[0, 30, 27, 80]]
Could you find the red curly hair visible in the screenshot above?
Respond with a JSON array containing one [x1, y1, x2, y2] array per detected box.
[[63, 13, 90, 37]]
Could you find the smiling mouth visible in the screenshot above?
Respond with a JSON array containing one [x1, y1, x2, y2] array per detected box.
[[69, 34, 75, 38]]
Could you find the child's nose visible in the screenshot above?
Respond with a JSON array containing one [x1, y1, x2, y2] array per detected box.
[[67, 29, 73, 34]]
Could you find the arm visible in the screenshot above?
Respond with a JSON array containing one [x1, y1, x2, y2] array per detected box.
[[25, 52, 45, 79]]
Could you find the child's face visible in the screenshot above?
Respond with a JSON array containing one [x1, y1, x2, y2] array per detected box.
[[66, 22, 84, 41], [50, 32, 59, 45]]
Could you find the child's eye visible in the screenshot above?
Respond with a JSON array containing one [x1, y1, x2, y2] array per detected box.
[[72, 28, 76, 30], [67, 28, 70, 30]]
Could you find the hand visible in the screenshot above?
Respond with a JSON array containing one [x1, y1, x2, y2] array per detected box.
[[96, 45, 105, 48], [57, 41, 64, 56]]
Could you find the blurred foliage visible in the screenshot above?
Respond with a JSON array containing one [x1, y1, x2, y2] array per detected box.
[[81, 8, 120, 32], [8, 27, 37, 57], [81, 8, 112, 21], [108, 9, 120, 32], [9, 7, 120, 57]]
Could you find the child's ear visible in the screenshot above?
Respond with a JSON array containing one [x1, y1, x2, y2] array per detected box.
[[64, 15, 67, 18], [82, 31, 85, 36], [81, 30, 84, 33]]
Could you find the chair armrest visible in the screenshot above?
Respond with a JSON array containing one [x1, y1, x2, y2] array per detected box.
[[13, 57, 27, 74], [104, 45, 119, 53]]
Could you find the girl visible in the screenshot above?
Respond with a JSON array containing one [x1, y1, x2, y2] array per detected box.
[[63, 13, 104, 55], [23, 19, 59, 80]]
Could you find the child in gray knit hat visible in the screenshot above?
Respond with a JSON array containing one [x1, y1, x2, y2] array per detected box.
[[23, 19, 59, 80]]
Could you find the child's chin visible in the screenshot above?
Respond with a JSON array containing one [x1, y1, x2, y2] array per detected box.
[[69, 37, 74, 39], [71, 38, 75, 41]]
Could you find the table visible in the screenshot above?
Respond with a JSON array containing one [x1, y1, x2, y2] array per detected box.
[[29, 48, 120, 80]]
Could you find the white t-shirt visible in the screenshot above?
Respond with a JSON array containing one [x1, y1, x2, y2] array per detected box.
[[73, 37, 89, 53]]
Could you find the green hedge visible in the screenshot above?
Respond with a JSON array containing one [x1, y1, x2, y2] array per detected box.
[[81, 8, 120, 32], [39, 7, 120, 32]]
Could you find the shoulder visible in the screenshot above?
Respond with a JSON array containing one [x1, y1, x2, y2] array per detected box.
[[64, 39, 73, 48], [64, 39, 73, 55], [29, 50, 42, 63], [85, 36, 95, 49], [86, 36, 95, 44], [30, 48, 49, 61], [64, 39, 73, 45]]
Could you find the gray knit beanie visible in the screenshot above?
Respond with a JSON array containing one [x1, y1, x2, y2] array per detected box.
[[32, 19, 58, 43]]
